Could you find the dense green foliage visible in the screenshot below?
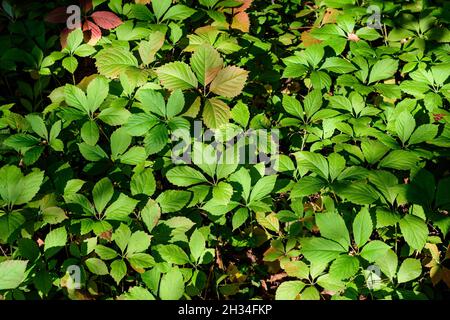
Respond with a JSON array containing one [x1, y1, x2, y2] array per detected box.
[[0, 0, 449, 300]]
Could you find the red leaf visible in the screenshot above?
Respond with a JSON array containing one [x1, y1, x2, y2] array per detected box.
[[45, 7, 70, 24], [90, 11, 123, 30], [83, 21, 102, 45], [80, 0, 93, 13]]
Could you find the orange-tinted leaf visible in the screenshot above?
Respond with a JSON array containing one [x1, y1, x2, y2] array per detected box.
[[60, 28, 71, 48], [322, 8, 339, 24], [209, 66, 249, 98], [231, 12, 250, 33], [83, 20, 102, 45], [442, 268, 450, 288], [236, 0, 252, 13], [135, 0, 151, 3], [91, 11, 123, 30], [301, 30, 322, 47]]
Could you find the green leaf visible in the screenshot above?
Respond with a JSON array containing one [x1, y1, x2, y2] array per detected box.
[[3, 134, 40, 150], [124, 113, 159, 136], [360, 240, 390, 262], [25, 114, 47, 140], [275, 281, 305, 300], [189, 229, 206, 263], [44, 227, 67, 258], [42, 207, 68, 225], [397, 258, 422, 284], [131, 169, 156, 197], [136, 89, 166, 117], [66, 28, 83, 52], [128, 253, 155, 270], [166, 166, 208, 187], [212, 182, 233, 205], [294, 151, 328, 180], [152, 0, 172, 21], [368, 59, 398, 84], [110, 259, 127, 284], [110, 128, 132, 160], [113, 224, 131, 253], [249, 175, 277, 204], [95, 245, 118, 260], [81, 120, 99, 146], [379, 150, 420, 170], [399, 215, 428, 250], [64, 84, 88, 114], [0, 260, 28, 290], [159, 268, 185, 300], [98, 106, 131, 126], [95, 47, 138, 79], [85, 258, 109, 275], [375, 249, 398, 281], [144, 123, 169, 155], [0, 212, 25, 243], [156, 190, 191, 213], [162, 4, 196, 21], [203, 97, 231, 129], [231, 102, 250, 127], [87, 76, 109, 113], [321, 57, 357, 74], [127, 231, 151, 255], [191, 45, 223, 86], [140, 200, 160, 234], [316, 211, 350, 249], [232, 207, 249, 231], [352, 207, 373, 247], [93, 177, 113, 214], [156, 62, 198, 90], [166, 89, 185, 118], [301, 237, 347, 265], [157, 244, 190, 265], [78, 143, 108, 161], [303, 90, 323, 118], [104, 194, 139, 221], [395, 111, 416, 144], [334, 181, 379, 205], [409, 124, 438, 145], [329, 255, 359, 280], [209, 66, 248, 98], [282, 94, 304, 119], [138, 31, 165, 65]]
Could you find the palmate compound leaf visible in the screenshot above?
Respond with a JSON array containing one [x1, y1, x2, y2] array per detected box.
[[156, 62, 198, 90], [209, 66, 249, 98], [95, 47, 139, 79], [190, 45, 223, 86]]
